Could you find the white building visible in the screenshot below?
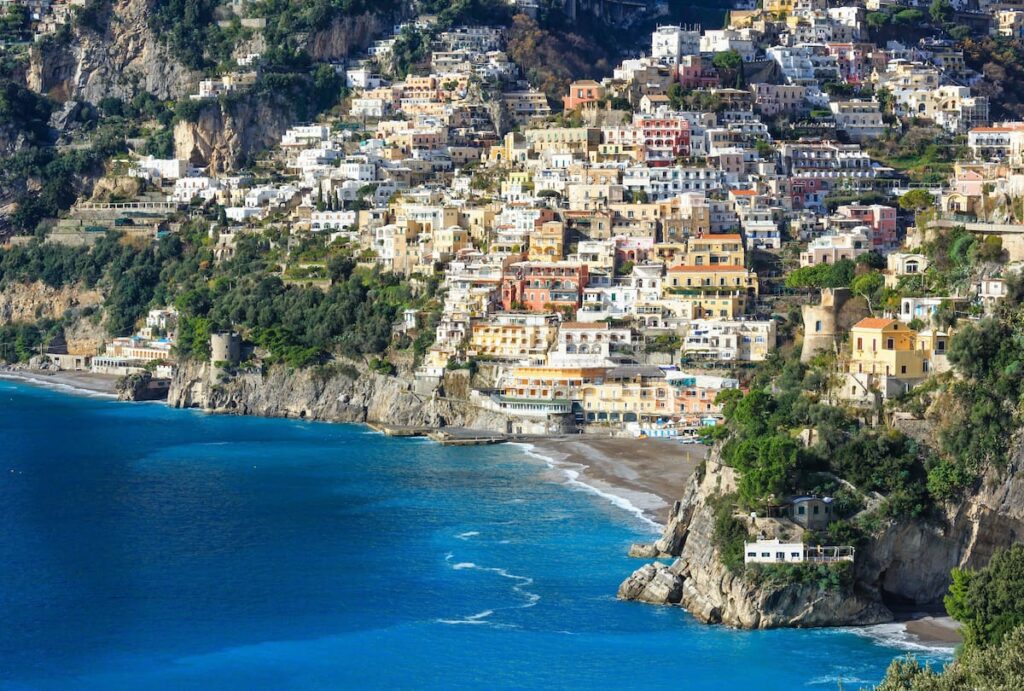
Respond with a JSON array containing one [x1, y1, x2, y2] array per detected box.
[[681, 319, 777, 361], [651, 25, 700, 64], [743, 538, 855, 565], [130, 156, 188, 183], [310, 210, 357, 231]]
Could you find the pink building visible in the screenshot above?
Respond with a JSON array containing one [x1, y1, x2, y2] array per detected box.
[[501, 262, 589, 312], [634, 115, 691, 166], [835, 204, 898, 250], [790, 177, 830, 211], [676, 55, 720, 89]]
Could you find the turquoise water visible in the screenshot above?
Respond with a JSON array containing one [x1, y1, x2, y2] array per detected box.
[[0, 380, 952, 689]]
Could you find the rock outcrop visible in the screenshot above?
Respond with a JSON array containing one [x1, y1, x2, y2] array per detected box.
[[0, 282, 104, 325], [620, 448, 1024, 628], [173, 95, 298, 173], [27, 0, 195, 103], [305, 13, 389, 62], [619, 455, 892, 628], [116, 371, 169, 401], [167, 359, 514, 430]]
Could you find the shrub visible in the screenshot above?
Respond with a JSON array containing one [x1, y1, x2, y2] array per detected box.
[[710, 493, 749, 574]]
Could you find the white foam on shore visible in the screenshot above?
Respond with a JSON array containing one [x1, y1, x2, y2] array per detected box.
[[0, 372, 118, 399], [843, 622, 958, 654], [510, 442, 663, 533]]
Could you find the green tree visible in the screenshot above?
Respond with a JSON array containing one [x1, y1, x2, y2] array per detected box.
[[929, 0, 954, 25], [712, 50, 743, 72], [899, 189, 936, 212], [944, 545, 1024, 648]]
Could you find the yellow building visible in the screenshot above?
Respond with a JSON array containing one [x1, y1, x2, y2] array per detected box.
[[432, 225, 471, 258], [666, 265, 758, 294], [685, 234, 746, 266], [580, 365, 671, 423], [502, 365, 608, 401], [661, 293, 746, 320], [528, 221, 566, 262], [523, 127, 602, 155], [847, 318, 927, 378], [468, 313, 558, 360]]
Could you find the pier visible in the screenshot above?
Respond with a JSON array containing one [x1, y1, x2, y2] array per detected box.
[[367, 423, 507, 445]]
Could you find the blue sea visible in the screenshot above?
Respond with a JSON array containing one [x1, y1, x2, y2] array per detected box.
[[0, 380, 953, 689]]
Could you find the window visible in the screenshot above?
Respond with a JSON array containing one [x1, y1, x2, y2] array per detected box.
[[815, 320, 822, 332], [798, 506, 805, 515]]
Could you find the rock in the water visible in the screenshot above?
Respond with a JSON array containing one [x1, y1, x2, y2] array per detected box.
[[617, 562, 683, 605], [628, 543, 659, 559]]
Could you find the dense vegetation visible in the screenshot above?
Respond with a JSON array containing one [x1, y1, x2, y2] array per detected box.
[[0, 219, 440, 369], [876, 624, 1024, 689], [945, 545, 1024, 648], [0, 81, 54, 147], [173, 231, 426, 366], [876, 546, 1024, 689]]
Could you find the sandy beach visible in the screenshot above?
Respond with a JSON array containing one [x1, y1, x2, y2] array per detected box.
[[0, 368, 121, 396], [527, 435, 707, 526], [903, 615, 963, 646]]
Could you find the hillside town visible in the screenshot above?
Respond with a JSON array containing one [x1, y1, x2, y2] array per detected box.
[[8, 0, 1024, 683], [5, 3, 1024, 440]]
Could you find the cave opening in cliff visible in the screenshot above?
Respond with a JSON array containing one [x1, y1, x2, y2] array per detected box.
[[877, 570, 919, 610]]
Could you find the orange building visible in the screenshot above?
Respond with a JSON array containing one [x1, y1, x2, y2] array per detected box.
[[563, 80, 605, 111], [501, 261, 589, 312]]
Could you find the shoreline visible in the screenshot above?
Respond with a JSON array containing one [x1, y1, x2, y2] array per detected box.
[[521, 436, 706, 528], [0, 368, 120, 397], [2, 376, 964, 653], [850, 615, 961, 653]]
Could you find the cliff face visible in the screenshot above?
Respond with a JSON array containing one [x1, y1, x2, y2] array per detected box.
[[173, 95, 297, 173], [0, 282, 104, 325], [620, 449, 1024, 628], [619, 456, 892, 628], [857, 459, 1024, 604], [27, 0, 195, 102], [305, 13, 389, 62], [167, 359, 514, 430]]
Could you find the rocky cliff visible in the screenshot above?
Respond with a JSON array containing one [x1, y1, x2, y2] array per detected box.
[[619, 448, 1024, 628], [167, 359, 514, 430], [618, 455, 892, 628], [27, 0, 195, 103], [0, 281, 104, 325], [305, 13, 389, 62], [173, 94, 298, 173]]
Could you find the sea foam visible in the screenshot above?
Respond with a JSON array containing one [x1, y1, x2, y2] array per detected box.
[[511, 442, 663, 533]]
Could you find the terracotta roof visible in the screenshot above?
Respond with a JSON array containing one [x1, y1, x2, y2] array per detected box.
[[560, 322, 610, 330], [730, 189, 758, 196], [668, 264, 747, 272], [690, 233, 743, 242], [853, 317, 896, 329], [971, 125, 1024, 133]]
